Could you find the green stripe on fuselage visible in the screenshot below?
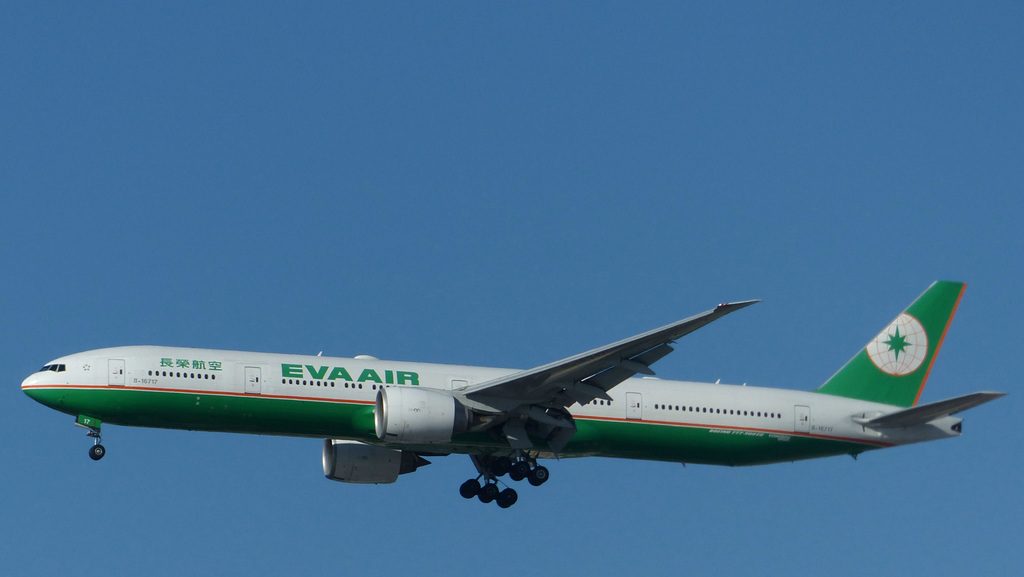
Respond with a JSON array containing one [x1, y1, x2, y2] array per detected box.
[[567, 418, 876, 465], [25, 387, 378, 441], [26, 387, 876, 466]]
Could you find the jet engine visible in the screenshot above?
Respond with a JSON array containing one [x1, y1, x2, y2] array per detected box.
[[322, 439, 429, 484], [375, 386, 470, 444]]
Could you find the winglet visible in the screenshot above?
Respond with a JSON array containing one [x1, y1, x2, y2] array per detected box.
[[718, 300, 761, 311]]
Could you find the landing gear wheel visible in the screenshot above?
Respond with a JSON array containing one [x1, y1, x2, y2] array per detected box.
[[459, 479, 481, 499], [528, 465, 549, 486], [89, 444, 106, 461], [478, 483, 500, 504], [497, 488, 518, 508], [490, 456, 512, 477], [509, 461, 530, 482]]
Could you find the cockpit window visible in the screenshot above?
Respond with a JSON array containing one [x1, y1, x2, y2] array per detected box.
[[38, 364, 66, 373]]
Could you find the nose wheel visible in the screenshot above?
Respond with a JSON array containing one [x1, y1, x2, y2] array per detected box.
[[89, 443, 106, 461], [86, 428, 105, 460]]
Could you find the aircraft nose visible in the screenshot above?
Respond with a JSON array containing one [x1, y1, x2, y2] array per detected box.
[[22, 372, 41, 390], [22, 361, 67, 399], [22, 372, 46, 403]]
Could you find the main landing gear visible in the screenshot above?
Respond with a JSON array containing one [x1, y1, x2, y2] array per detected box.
[[459, 454, 549, 508], [75, 415, 105, 461]]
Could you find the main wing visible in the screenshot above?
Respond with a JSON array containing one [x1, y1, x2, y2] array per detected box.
[[461, 300, 759, 409]]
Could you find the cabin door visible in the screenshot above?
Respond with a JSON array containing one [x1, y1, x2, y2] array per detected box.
[[108, 359, 125, 386], [626, 392, 643, 420], [245, 366, 262, 395], [795, 405, 810, 433]]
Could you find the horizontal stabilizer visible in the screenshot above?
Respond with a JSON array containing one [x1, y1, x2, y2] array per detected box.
[[856, 391, 1005, 428]]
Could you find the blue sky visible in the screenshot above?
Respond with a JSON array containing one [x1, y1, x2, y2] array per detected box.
[[2, 3, 1020, 576]]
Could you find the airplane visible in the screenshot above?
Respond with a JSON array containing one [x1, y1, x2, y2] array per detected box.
[[22, 281, 1003, 508]]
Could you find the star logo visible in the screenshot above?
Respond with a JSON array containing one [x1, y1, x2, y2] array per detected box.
[[866, 313, 928, 376], [884, 327, 910, 361]]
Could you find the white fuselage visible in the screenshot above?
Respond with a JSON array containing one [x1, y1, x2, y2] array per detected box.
[[22, 345, 962, 465]]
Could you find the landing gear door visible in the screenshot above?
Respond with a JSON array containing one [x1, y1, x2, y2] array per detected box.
[[795, 405, 810, 433], [245, 366, 262, 395], [626, 392, 643, 420], [108, 359, 125, 386]]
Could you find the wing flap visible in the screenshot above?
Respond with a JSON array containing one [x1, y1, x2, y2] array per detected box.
[[584, 343, 673, 390]]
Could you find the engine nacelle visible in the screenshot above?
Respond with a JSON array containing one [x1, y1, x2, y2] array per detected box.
[[375, 386, 469, 444], [322, 439, 429, 484]]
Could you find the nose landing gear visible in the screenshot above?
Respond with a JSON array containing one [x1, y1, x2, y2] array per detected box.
[[75, 415, 105, 461]]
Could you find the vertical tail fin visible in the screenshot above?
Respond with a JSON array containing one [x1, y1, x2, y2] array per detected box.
[[816, 281, 966, 407]]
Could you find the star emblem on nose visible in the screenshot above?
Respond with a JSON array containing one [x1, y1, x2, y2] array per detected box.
[[83, 364, 91, 371]]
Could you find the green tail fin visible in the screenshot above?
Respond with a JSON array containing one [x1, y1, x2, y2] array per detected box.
[[815, 281, 966, 407]]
